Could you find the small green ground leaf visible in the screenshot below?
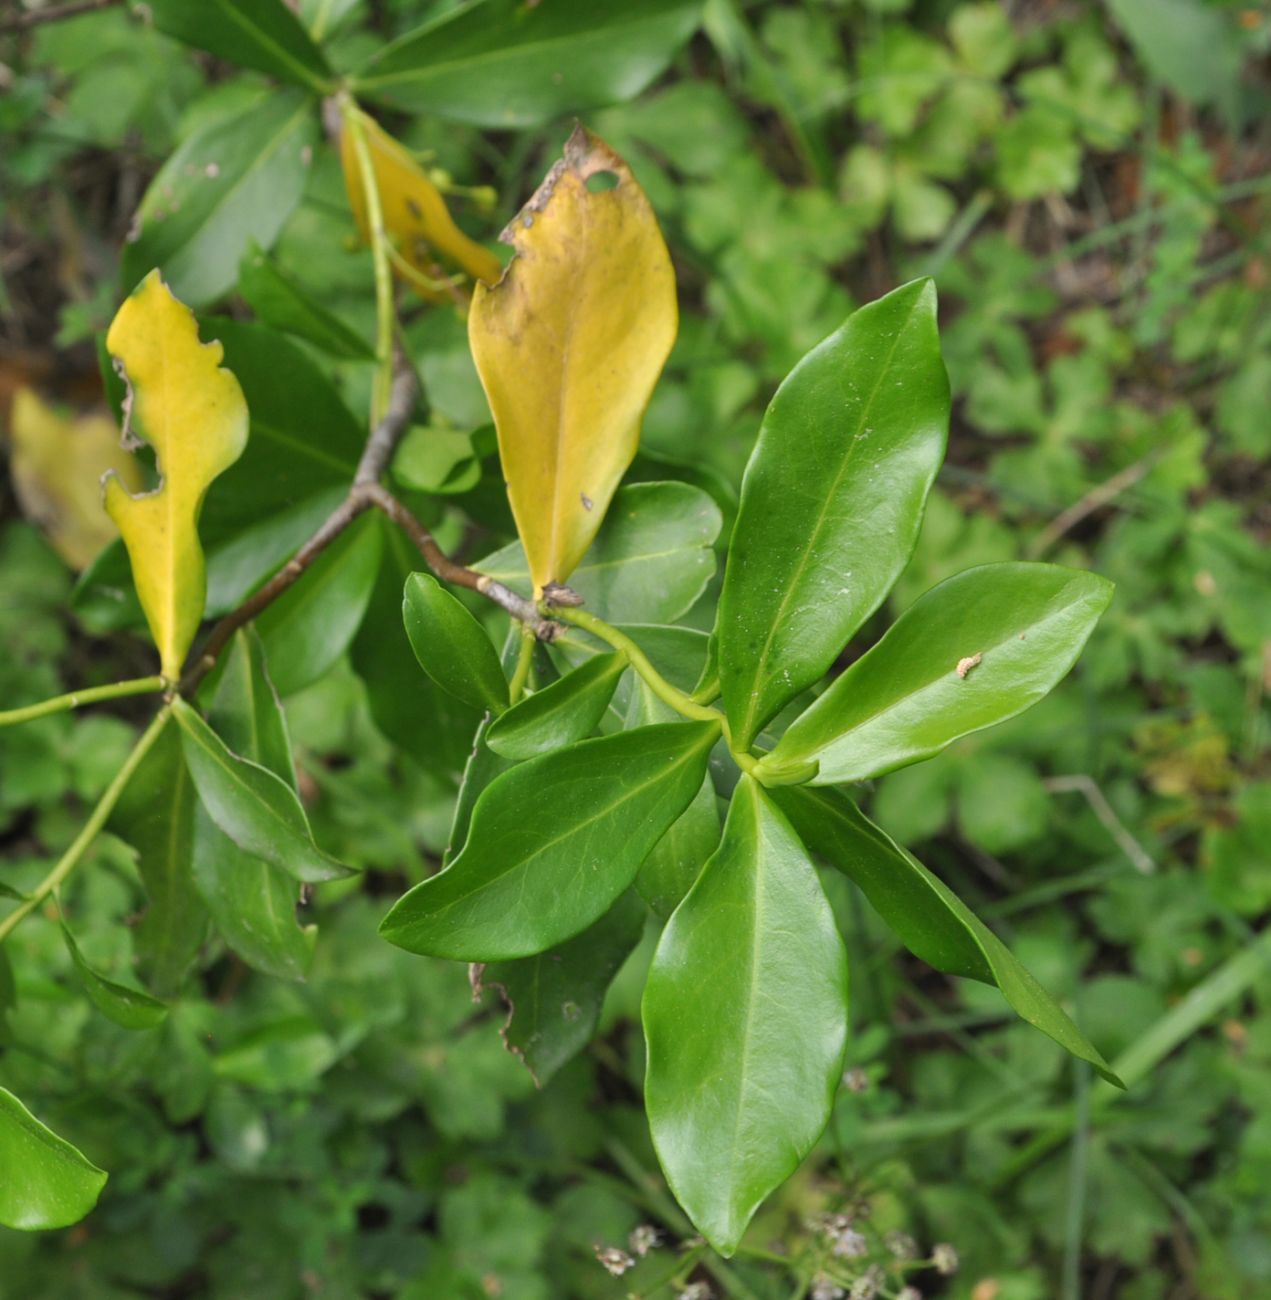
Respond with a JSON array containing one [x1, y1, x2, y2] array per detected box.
[[773, 785, 1122, 1086], [61, 923, 168, 1032], [485, 653, 627, 759], [718, 279, 950, 748], [403, 572, 509, 714], [643, 777, 849, 1255], [0, 1087, 108, 1231], [173, 699, 351, 885], [766, 563, 1114, 783], [380, 721, 718, 961], [475, 891, 645, 1086]]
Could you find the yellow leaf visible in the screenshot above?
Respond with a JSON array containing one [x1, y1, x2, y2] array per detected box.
[[468, 126, 677, 593], [340, 112, 502, 300], [103, 271, 248, 678], [7, 388, 143, 570]]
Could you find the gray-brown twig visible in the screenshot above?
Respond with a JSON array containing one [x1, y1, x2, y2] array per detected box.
[[177, 357, 554, 696]]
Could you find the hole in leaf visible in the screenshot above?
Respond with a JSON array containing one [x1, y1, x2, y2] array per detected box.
[[585, 170, 620, 193]]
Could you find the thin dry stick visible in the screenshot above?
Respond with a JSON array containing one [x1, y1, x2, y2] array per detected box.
[[1044, 774, 1156, 875], [1028, 452, 1159, 559], [0, 0, 121, 32]]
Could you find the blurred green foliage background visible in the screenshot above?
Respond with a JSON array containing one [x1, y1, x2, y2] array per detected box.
[[1, 1, 1268, 1297]]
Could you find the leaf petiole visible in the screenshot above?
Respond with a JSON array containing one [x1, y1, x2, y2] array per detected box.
[[550, 606, 759, 774], [0, 676, 167, 729], [507, 627, 535, 705], [0, 707, 171, 945], [339, 95, 396, 426]]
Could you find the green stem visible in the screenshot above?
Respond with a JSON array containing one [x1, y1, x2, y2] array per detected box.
[[0, 675, 166, 728], [508, 629, 535, 705], [0, 707, 171, 945], [554, 607, 756, 770], [341, 97, 396, 426]]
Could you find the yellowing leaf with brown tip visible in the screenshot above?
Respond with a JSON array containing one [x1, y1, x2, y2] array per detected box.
[[468, 126, 678, 593], [104, 271, 248, 678], [340, 111, 501, 301], [7, 388, 143, 570]]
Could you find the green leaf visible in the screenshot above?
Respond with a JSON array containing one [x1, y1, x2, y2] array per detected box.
[[1106, 0, 1244, 114], [257, 512, 382, 697], [351, 521, 482, 784], [238, 242, 374, 360], [173, 698, 351, 885], [380, 721, 718, 961], [643, 777, 848, 1255], [476, 481, 721, 623], [474, 891, 645, 1086], [717, 279, 949, 748], [191, 630, 312, 981], [764, 563, 1114, 784], [351, 0, 701, 126], [121, 90, 318, 307], [0, 1087, 107, 1231], [148, 0, 333, 92], [636, 773, 720, 919], [771, 785, 1122, 1086], [61, 922, 168, 1032], [108, 717, 207, 997], [403, 572, 510, 715], [485, 653, 627, 760]]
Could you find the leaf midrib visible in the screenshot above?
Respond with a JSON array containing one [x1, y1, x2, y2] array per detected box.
[[423, 728, 713, 921]]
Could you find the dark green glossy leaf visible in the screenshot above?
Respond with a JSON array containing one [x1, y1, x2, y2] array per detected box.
[[191, 631, 312, 981], [718, 279, 949, 748], [207, 488, 345, 617], [257, 513, 382, 697], [122, 90, 318, 306], [485, 653, 627, 759], [474, 891, 645, 1086], [238, 242, 374, 359], [61, 923, 168, 1032], [403, 572, 509, 715], [636, 773, 721, 919], [149, 0, 333, 91], [0, 1087, 107, 1231], [477, 482, 721, 624], [765, 563, 1114, 784], [380, 721, 718, 961], [173, 699, 350, 885], [352, 0, 700, 126], [206, 320, 363, 530], [109, 718, 206, 997], [351, 522, 481, 784], [772, 785, 1122, 1086], [643, 777, 848, 1255]]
